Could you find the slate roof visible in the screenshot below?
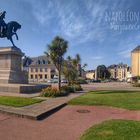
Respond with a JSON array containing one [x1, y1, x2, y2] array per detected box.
[[132, 46, 140, 53], [108, 63, 127, 69], [22, 55, 49, 67], [31, 55, 48, 65]]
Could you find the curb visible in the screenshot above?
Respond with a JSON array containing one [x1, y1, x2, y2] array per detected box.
[[0, 103, 67, 120], [36, 103, 67, 120]]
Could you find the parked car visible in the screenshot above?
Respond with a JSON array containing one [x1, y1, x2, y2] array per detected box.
[[48, 78, 67, 83], [91, 80, 101, 83], [61, 79, 67, 83], [53, 78, 58, 83], [47, 79, 54, 83]]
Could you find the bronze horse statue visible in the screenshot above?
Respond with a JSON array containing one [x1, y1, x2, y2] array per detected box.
[[0, 21, 21, 46]]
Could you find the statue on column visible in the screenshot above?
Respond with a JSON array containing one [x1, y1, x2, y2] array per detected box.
[[0, 11, 6, 37], [0, 11, 21, 46]]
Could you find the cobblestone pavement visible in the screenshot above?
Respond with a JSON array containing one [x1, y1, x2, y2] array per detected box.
[[0, 105, 140, 140]]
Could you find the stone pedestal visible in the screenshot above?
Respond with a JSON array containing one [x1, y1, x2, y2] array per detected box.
[[0, 46, 28, 84], [0, 46, 48, 94]]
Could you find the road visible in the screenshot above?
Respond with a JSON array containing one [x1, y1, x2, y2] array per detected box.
[[82, 82, 140, 91]]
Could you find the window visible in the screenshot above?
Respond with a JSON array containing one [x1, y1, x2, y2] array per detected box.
[[35, 75, 38, 79], [35, 68, 38, 72], [51, 69, 55, 73], [40, 68, 43, 72], [42, 60, 46, 64], [45, 68, 47, 72], [30, 75, 33, 79], [45, 74, 47, 79], [31, 68, 33, 72], [38, 60, 41, 64], [39, 74, 42, 79], [51, 74, 54, 79]]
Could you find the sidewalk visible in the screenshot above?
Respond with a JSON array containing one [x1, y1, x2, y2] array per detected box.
[[0, 91, 85, 120]]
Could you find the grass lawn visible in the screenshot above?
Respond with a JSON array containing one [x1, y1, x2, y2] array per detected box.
[[80, 120, 140, 140], [68, 90, 140, 110], [0, 96, 43, 107]]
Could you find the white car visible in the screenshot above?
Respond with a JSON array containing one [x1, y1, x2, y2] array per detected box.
[[47, 79, 54, 83], [61, 79, 67, 83]]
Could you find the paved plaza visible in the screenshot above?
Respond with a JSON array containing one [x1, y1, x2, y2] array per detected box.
[[0, 105, 140, 140], [0, 82, 139, 140]]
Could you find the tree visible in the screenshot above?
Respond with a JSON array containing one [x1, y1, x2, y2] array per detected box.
[[97, 65, 110, 80], [63, 58, 78, 85], [82, 63, 87, 69], [45, 36, 68, 91], [62, 54, 87, 84]]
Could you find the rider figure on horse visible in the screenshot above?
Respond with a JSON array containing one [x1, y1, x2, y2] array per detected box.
[[0, 11, 6, 37], [0, 11, 21, 46]]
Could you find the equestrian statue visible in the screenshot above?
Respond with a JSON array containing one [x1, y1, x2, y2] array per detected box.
[[0, 11, 21, 46]]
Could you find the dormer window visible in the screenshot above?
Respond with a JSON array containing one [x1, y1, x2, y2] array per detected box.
[[38, 60, 41, 64], [42, 60, 46, 64]]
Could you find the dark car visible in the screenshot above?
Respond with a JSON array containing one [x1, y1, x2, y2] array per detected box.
[[91, 80, 101, 83]]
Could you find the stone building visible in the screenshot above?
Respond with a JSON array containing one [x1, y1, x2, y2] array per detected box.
[[131, 46, 140, 77], [85, 70, 96, 80], [23, 55, 58, 83], [108, 64, 117, 79], [117, 63, 128, 81], [108, 63, 130, 81]]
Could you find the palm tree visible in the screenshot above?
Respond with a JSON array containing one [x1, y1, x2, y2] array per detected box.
[[82, 63, 87, 69], [45, 36, 68, 91], [67, 56, 72, 61], [63, 58, 78, 85], [75, 54, 81, 64], [63, 54, 87, 84], [73, 54, 87, 77]]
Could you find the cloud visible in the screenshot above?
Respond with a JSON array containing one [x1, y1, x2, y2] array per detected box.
[[24, 0, 137, 66], [118, 49, 131, 58], [117, 34, 140, 58], [29, 0, 57, 25], [58, 1, 108, 45], [27, 0, 132, 47], [91, 56, 103, 60], [27, 0, 112, 44]]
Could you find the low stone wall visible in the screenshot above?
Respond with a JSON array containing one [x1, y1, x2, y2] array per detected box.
[[0, 84, 49, 93]]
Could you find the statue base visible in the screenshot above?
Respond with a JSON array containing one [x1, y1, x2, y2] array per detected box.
[[0, 83, 48, 93], [0, 46, 48, 93], [0, 46, 28, 84]]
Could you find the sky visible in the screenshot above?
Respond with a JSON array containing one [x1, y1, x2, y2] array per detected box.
[[1, 0, 140, 69]]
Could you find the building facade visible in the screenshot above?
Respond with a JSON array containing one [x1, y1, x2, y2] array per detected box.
[[116, 64, 128, 81], [85, 70, 96, 80], [131, 46, 140, 77], [23, 55, 58, 83], [108, 63, 131, 81], [108, 64, 117, 79]]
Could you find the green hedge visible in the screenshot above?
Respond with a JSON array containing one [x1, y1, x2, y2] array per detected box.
[[41, 87, 60, 97], [41, 84, 83, 97]]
